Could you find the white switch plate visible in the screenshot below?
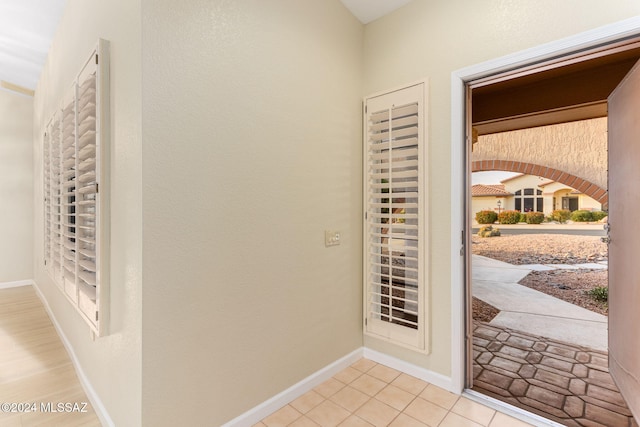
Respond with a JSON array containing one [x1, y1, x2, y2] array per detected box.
[[325, 230, 341, 247]]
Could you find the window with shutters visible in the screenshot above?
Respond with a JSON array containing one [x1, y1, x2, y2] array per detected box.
[[43, 40, 109, 336], [363, 82, 428, 351]]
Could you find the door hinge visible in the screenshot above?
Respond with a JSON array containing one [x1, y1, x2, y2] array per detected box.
[[95, 54, 99, 65], [95, 311, 99, 321], [365, 318, 368, 326], [95, 183, 99, 193], [460, 230, 465, 256]]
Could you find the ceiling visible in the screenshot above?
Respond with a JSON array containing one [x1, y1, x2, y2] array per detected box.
[[0, 0, 65, 92], [0, 0, 410, 94], [340, 0, 414, 24]]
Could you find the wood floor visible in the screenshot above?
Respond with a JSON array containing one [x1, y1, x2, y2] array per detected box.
[[0, 285, 101, 426]]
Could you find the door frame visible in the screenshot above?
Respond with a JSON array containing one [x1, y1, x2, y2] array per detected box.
[[450, 16, 640, 394]]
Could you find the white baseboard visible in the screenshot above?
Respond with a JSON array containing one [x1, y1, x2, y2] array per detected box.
[[222, 348, 364, 427], [0, 279, 34, 289], [224, 346, 457, 426], [363, 347, 456, 393], [31, 281, 114, 427]]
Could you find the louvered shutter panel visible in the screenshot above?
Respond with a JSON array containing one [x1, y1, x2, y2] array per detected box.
[[76, 58, 100, 327], [44, 125, 52, 268], [42, 40, 109, 336], [364, 82, 427, 351], [61, 90, 77, 302], [50, 114, 63, 285]]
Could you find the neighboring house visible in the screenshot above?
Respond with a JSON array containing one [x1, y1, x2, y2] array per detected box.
[[471, 184, 512, 220], [472, 173, 604, 222]]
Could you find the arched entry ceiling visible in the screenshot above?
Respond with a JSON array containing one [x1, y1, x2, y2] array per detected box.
[[472, 39, 640, 135]]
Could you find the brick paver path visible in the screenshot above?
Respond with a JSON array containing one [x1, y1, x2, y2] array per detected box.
[[473, 322, 637, 427]]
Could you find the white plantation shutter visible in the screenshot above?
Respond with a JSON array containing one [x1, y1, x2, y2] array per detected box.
[[364, 82, 427, 351], [50, 115, 63, 284], [61, 90, 77, 302], [43, 40, 109, 336]]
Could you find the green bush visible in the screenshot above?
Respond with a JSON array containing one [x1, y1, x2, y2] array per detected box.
[[551, 209, 571, 223], [519, 213, 527, 223], [525, 211, 545, 224], [475, 210, 497, 224], [586, 286, 608, 303], [498, 210, 521, 224], [477, 225, 501, 238], [571, 210, 594, 222], [591, 211, 608, 221]]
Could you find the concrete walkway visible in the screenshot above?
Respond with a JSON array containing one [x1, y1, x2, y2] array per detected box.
[[472, 255, 608, 352]]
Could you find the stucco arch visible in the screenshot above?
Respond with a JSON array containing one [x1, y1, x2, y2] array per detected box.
[[472, 160, 608, 207]]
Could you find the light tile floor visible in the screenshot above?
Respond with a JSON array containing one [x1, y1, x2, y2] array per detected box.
[[0, 286, 101, 426], [256, 358, 536, 427]]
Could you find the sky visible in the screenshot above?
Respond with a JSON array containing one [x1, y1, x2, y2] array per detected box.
[[471, 171, 520, 185]]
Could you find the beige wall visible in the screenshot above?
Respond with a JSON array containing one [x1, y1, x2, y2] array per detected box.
[[141, 1, 363, 425], [33, 0, 142, 425], [475, 118, 608, 190], [0, 90, 33, 283], [363, 0, 640, 377], [471, 197, 506, 224]]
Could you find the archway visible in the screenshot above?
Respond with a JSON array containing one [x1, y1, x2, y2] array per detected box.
[[471, 160, 608, 209]]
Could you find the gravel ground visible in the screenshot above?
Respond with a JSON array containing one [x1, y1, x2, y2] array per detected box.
[[471, 233, 609, 319]]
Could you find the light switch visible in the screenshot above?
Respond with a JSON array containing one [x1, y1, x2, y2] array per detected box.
[[325, 230, 341, 247]]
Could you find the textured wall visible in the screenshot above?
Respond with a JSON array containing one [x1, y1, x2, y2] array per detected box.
[[0, 89, 33, 282], [33, 0, 142, 424], [474, 118, 607, 189], [363, 0, 639, 378], [141, 1, 364, 425]]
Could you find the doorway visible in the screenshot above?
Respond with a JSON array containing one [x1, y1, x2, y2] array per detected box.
[[451, 19, 640, 426]]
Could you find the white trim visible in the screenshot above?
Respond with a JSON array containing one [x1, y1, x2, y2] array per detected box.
[[31, 281, 114, 427], [222, 348, 364, 427], [0, 279, 34, 289], [222, 346, 458, 425], [450, 67, 467, 394], [464, 390, 565, 427], [450, 12, 640, 407], [363, 347, 454, 392]]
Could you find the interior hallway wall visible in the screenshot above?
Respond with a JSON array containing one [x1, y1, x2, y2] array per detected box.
[[363, 0, 640, 378], [0, 89, 33, 283], [141, 1, 364, 425], [33, 0, 142, 424]]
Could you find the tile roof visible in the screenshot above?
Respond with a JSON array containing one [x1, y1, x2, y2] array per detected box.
[[471, 184, 512, 196]]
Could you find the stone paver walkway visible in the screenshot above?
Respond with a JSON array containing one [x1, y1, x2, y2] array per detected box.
[[473, 322, 637, 427]]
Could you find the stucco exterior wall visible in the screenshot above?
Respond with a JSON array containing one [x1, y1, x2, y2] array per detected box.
[[471, 197, 508, 224], [474, 118, 607, 189]]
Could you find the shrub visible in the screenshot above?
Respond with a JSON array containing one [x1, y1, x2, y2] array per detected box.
[[571, 210, 594, 222], [519, 213, 527, 223], [551, 209, 571, 223], [498, 210, 521, 224], [475, 210, 497, 224], [591, 211, 608, 222], [525, 211, 545, 224], [477, 225, 500, 238], [586, 286, 608, 303]]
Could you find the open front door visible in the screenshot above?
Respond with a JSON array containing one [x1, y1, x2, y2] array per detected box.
[[607, 59, 640, 422]]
